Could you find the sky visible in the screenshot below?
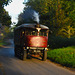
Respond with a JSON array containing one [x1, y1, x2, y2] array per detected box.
[[4, 0, 25, 25]]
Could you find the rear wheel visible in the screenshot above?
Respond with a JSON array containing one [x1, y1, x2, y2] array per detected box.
[[14, 45, 17, 57], [22, 49, 27, 61], [42, 50, 47, 61]]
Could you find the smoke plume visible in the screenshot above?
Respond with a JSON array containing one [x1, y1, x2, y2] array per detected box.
[[18, 7, 40, 24], [33, 11, 40, 24]]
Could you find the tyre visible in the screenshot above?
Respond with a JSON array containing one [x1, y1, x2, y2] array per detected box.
[[14, 45, 17, 57], [22, 49, 27, 61], [42, 50, 47, 61]]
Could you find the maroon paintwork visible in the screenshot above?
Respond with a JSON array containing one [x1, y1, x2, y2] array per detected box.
[[24, 35, 48, 47]]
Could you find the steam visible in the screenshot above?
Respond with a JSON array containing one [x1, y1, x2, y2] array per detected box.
[[33, 11, 40, 24]]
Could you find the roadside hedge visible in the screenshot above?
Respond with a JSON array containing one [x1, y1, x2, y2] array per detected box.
[[48, 36, 75, 49], [47, 46, 75, 68]]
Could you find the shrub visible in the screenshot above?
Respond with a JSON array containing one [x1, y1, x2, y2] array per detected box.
[[47, 46, 75, 68], [48, 36, 75, 49]]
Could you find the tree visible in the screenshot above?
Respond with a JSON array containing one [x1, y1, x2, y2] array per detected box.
[[18, 0, 75, 38], [0, 0, 12, 27], [0, 0, 12, 42], [0, 0, 12, 7], [0, 25, 12, 41], [58, 25, 75, 38]]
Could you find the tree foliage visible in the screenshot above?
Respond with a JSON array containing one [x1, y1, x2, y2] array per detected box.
[[0, 0, 12, 26], [18, 0, 75, 38], [58, 25, 75, 38], [0, 0, 12, 7]]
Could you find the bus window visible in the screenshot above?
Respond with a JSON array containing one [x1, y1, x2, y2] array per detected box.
[[28, 32, 31, 35], [21, 30, 25, 37], [24, 30, 48, 36], [25, 31, 28, 35], [39, 31, 47, 36], [32, 31, 37, 36], [25, 31, 35, 36], [25, 31, 26, 35]]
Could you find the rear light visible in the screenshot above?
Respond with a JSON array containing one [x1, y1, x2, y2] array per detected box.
[[27, 47, 29, 49], [47, 48, 48, 51], [45, 48, 48, 51]]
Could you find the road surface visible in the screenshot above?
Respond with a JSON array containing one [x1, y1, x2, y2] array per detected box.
[[0, 40, 75, 75]]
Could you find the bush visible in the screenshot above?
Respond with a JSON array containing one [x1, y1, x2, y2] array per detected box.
[[48, 36, 75, 49], [47, 46, 75, 68]]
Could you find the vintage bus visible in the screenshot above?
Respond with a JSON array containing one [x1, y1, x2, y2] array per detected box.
[[14, 23, 49, 61]]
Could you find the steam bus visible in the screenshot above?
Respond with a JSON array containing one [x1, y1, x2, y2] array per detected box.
[[14, 23, 49, 61]]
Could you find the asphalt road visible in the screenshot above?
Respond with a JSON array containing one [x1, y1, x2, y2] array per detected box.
[[0, 40, 75, 75]]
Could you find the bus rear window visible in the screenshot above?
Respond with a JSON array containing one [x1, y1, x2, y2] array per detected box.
[[21, 30, 48, 36]]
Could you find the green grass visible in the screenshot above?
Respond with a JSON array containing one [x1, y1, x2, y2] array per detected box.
[[47, 46, 75, 68], [0, 42, 7, 47], [0, 43, 4, 46]]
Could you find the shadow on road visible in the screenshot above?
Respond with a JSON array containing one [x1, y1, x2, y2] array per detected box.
[[0, 40, 25, 75]]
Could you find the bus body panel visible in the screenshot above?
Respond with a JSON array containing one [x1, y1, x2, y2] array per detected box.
[[24, 35, 48, 47]]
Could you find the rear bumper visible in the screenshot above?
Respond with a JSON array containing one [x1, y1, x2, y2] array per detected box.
[[27, 47, 44, 50], [24, 47, 48, 51]]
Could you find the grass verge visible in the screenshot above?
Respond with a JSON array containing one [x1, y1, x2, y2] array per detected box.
[[0, 41, 8, 47], [0, 43, 5, 47], [47, 46, 75, 68]]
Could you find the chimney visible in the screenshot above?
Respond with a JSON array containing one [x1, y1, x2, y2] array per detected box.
[[36, 23, 40, 28]]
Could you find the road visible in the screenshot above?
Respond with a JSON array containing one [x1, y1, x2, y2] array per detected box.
[[0, 40, 75, 75]]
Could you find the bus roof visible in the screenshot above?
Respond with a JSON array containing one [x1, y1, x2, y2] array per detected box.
[[15, 23, 49, 30]]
